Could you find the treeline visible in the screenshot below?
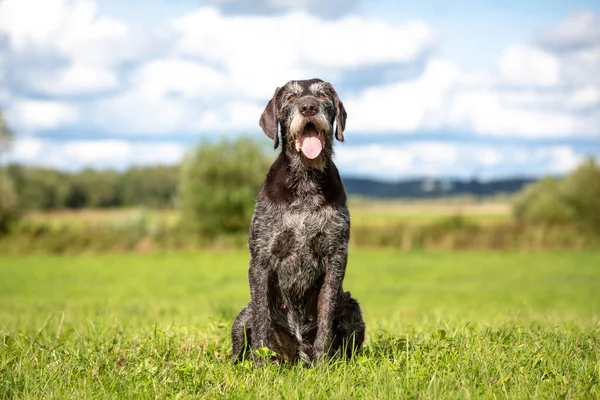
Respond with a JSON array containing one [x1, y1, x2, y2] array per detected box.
[[5, 165, 178, 210], [344, 177, 534, 198], [4, 165, 537, 211]]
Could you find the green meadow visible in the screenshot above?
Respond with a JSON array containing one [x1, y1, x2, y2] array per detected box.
[[1, 250, 599, 398]]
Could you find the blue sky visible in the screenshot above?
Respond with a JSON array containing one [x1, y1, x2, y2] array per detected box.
[[1, 0, 599, 180]]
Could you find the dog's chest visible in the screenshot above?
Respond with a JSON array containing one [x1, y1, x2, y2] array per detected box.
[[264, 202, 349, 293], [279, 203, 347, 252]]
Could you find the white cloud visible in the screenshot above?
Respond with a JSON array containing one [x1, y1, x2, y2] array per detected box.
[[0, 0, 135, 95], [5, 138, 186, 170], [171, 8, 436, 99], [0, 0, 129, 62], [335, 142, 590, 179], [343, 29, 599, 138], [539, 10, 600, 50], [34, 64, 119, 95], [496, 44, 561, 87], [9, 137, 44, 160], [4, 136, 595, 180], [1, 1, 599, 176], [195, 102, 265, 132], [448, 90, 590, 137], [336, 142, 462, 177], [561, 46, 600, 87], [344, 59, 460, 132], [568, 86, 600, 109], [202, 0, 359, 18], [134, 59, 229, 100], [8, 100, 78, 130], [539, 146, 581, 174]]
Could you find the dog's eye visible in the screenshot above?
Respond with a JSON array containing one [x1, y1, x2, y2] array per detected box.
[[288, 95, 296, 101], [318, 93, 326, 99]]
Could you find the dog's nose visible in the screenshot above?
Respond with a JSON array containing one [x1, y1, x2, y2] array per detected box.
[[300, 99, 318, 116]]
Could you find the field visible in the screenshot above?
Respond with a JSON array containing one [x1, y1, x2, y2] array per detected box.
[[21, 199, 511, 228], [1, 250, 599, 398]]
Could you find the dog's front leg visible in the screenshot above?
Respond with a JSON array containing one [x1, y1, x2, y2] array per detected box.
[[313, 250, 347, 362], [248, 257, 272, 361]]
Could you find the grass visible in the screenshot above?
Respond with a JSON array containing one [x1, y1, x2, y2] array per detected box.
[[21, 198, 512, 230], [349, 199, 511, 227], [1, 250, 599, 398]]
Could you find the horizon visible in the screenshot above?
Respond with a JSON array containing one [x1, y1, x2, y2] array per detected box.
[[4, 160, 547, 184]]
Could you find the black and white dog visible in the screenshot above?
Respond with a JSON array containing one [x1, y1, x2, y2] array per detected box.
[[231, 79, 365, 364]]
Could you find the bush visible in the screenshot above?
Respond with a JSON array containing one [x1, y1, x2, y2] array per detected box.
[[0, 173, 19, 234], [179, 137, 272, 240], [561, 158, 600, 231], [512, 176, 575, 224], [512, 157, 600, 230]]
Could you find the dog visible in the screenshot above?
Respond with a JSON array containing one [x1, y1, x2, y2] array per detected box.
[[231, 79, 365, 364]]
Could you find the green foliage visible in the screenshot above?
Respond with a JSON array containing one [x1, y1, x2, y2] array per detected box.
[[0, 173, 19, 234], [513, 158, 600, 230], [5, 165, 180, 209], [561, 158, 600, 231], [118, 166, 178, 207], [179, 137, 271, 239], [0, 250, 599, 398], [0, 109, 12, 150], [513, 176, 575, 223], [6, 166, 65, 210]]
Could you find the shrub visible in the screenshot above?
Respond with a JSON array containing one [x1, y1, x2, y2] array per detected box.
[[512, 158, 600, 230], [0, 173, 19, 234], [561, 158, 600, 231], [179, 137, 272, 240], [512, 176, 575, 224]]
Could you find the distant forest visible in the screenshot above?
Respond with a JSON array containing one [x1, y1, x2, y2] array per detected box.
[[343, 177, 534, 199], [4, 164, 534, 210]]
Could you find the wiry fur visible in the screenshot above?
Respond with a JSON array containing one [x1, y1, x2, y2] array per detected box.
[[232, 79, 365, 364]]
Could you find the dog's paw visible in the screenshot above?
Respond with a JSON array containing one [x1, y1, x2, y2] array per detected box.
[[312, 343, 328, 363]]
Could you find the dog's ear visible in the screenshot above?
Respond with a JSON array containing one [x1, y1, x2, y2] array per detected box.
[[259, 87, 281, 149], [333, 90, 347, 142]]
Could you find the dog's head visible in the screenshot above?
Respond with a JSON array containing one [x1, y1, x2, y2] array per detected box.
[[259, 79, 347, 170]]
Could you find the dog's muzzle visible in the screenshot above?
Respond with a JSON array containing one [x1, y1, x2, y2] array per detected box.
[[294, 122, 323, 159], [289, 100, 330, 160]]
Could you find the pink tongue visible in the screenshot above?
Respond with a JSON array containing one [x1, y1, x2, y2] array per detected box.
[[301, 134, 323, 159]]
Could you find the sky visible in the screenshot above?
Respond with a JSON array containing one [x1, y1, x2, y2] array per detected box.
[[0, 0, 599, 180]]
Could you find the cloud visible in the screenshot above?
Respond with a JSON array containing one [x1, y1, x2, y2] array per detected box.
[[171, 8, 435, 97], [8, 100, 78, 130], [344, 59, 460, 132], [496, 44, 561, 87], [342, 11, 600, 138], [537, 10, 600, 88], [87, 8, 436, 135], [34, 65, 120, 95], [335, 142, 593, 179], [447, 89, 596, 138], [6, 137, 594, 179], [5, 138, 185, 170], [0, 0, 137, 96], [200, 0, 359, 18], [1, 2, 599, 179], [538, 11, 600, 51], [92, 59, 234, 134]]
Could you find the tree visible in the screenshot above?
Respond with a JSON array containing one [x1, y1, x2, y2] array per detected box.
[[0, 111, 12, 153], [512, 176, 575, 224], [179, 137, 272, 239], [0, 110, 18, 233], [561, 157, 600, 231], [118, 166, 179, 207], [512, 157, 600, 230]]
